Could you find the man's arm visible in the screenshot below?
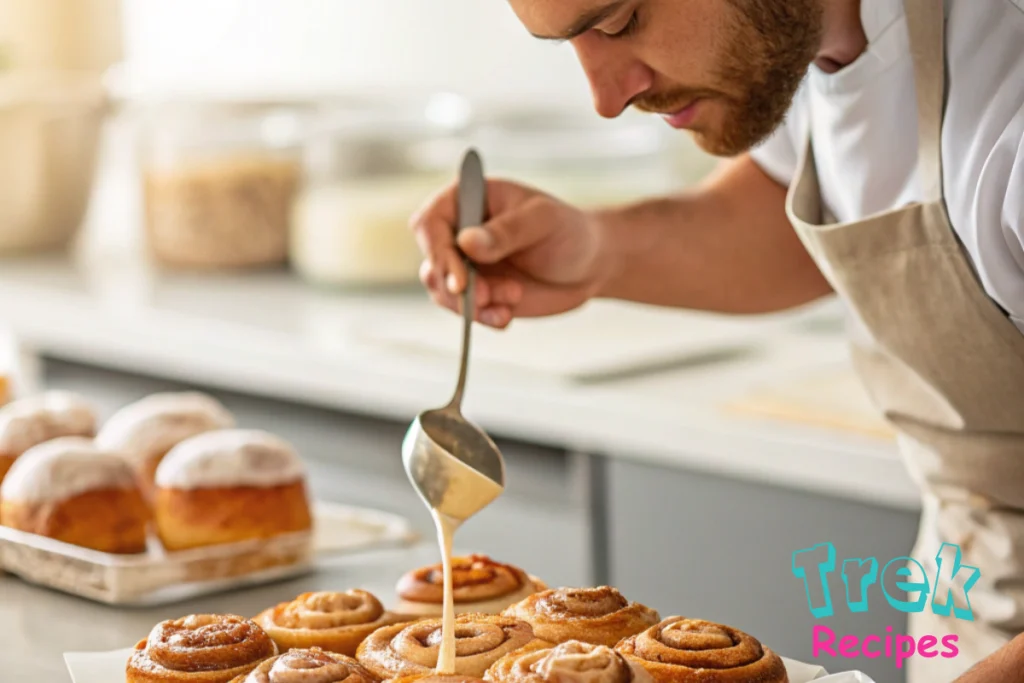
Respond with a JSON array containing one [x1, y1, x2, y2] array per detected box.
[[595, 153, 832, 314], [954, 634, 1024, 682]]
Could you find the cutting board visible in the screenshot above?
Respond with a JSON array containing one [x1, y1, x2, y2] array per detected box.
[[723, 365, 897, 440], [354, 300, 761, 382]]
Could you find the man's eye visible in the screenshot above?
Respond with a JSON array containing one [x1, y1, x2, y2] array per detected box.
[[603, 12, 640, 39]]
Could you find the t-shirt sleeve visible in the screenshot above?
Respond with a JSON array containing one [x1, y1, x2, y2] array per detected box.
[[748, 82, 810, 188]]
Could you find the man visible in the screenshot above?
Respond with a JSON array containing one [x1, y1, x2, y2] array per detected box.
[[412, 1, 1024, 681], [955, 634, 1024, 682]]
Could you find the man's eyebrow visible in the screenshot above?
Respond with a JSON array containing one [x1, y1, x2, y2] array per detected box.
[[530, 1, 628, 42]]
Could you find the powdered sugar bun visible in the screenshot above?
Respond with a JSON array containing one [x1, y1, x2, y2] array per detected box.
[[155, 429, 306, 490], [0, 436, 137, 504], [95, 392, 235, 466], [0, 391, 97, 457]]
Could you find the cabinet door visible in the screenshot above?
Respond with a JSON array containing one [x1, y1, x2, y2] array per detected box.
[[43, 358, 593, 588], [602, 456, 920, 683]]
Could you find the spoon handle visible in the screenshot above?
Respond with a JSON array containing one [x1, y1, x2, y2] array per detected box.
[[451, 149, 487, 409]]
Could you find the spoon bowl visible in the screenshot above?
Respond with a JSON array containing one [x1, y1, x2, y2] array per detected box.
[[402, 405, 505, 521]]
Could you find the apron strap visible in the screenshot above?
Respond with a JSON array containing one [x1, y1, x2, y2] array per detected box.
[[903, 0, 948, 203]]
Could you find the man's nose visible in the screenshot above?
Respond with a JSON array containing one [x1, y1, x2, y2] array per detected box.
[[571, 35, 654, 118]]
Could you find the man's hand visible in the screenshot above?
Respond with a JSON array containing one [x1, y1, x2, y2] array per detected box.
[[411, 179, 609, 329], [412, 155, 831, 326], [953, 633, 1024, 682]]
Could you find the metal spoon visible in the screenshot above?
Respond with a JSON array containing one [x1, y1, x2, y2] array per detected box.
[[402, 149, 506, 522]]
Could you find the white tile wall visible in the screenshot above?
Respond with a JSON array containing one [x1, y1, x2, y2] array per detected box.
[[120, 0, 594, 108]]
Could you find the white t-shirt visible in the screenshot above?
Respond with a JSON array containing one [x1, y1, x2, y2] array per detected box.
[[751, 0, 1024, 331]]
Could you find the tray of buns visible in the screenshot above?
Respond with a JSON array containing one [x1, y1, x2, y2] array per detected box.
[[0, 390, 417, 606], [63, 554, 870, 682]]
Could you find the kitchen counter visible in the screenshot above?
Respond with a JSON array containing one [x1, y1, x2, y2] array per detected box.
[[0, 252, 917, 511], [0, 543, 439, 682]]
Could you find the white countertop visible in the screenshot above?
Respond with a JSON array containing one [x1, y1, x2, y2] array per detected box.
[[0, 249, 917, 512]]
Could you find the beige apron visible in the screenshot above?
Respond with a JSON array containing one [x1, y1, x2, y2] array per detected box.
[[785, 0, 1024, 680]]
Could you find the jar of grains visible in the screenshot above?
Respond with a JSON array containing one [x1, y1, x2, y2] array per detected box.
[[137, 103, 306, 270]]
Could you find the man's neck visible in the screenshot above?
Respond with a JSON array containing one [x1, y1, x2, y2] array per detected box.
[[815, 0, 868, 73]]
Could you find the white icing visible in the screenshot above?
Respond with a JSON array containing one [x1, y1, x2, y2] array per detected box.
[[154, 429, 306, 490], [95, 392, 235, 465], [0, 436, 137, 503], [395, 578, 541, 617], [0, 391, 97, 457]]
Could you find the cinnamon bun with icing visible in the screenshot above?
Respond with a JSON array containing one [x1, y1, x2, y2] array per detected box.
[[355, 614, 548, 679], [153, 429, 312, 551], [228, 647, 379, 683], [96, 392, 234, 500], [395, 555, 546, 617], [254, 590, 407, 656], [391, 676, 486, 683], [503, 587, 659, 647], [126, 614, 278, 683], [615, 617, 788, 683], [0, 437, 148, 553], [0, 391, 96, 487], [485, 641, 653, 683]]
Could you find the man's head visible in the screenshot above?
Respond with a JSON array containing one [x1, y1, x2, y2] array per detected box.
[[511, 0, 824, 156]]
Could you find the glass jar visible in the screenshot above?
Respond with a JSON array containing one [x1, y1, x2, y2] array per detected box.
[[0, 72, 108, 254], [291, 95, 470, 288], [469, 107, 677, 208], [137, 102, 307, 270]]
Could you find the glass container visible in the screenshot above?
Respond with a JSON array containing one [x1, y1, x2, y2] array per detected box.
[[469, 107, 678, 208], [137, 102, 307, 270], [290, 95, 470, 288]]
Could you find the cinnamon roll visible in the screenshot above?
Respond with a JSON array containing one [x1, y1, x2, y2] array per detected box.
[[0, 391, 96, 487], [153, 429, 312, 551], [254, 590, 408, 656], [391, 677, 486, 683], [615, 618, 788, 683], [486, 641, 653, 683], [126, 614, 278, 683], [396, 555, 547, 616], [229, 647, 379, 683], [96, 392, 234, 500], [355, 614, 548, 679], [0, 437, 148, 553], [503, 587, 659, 647]]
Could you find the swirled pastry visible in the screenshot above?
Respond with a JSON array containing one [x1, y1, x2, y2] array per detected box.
[[96, 392, 234, 499], [126, 614, 278, 682], [355, 614, 548, 679], [229, 647, 379, 683], [503, 587, 659, 647], [255, 590, 407, 655], [153, 429, 312, 551], [615, 618, 788, 683], [0, 437, 148, 553], [0, 391, 96, 486], [486, 640, 653, 683], [391, 676, 486, 683], [396, 555, 547, 616]]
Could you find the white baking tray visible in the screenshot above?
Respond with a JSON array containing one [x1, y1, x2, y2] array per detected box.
[[0, 501, 417, 606], [64, 648, 877, 683]]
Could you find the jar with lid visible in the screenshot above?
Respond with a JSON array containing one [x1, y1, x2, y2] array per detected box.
[[469, 107, 677, 208], [137, 102, 307, 270], [291, 96, 470, 288]]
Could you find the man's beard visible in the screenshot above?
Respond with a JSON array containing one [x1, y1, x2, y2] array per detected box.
[[635, 0, 823, 157]]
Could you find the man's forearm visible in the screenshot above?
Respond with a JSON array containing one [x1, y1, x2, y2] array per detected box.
[[593, 154, 832, 314]]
